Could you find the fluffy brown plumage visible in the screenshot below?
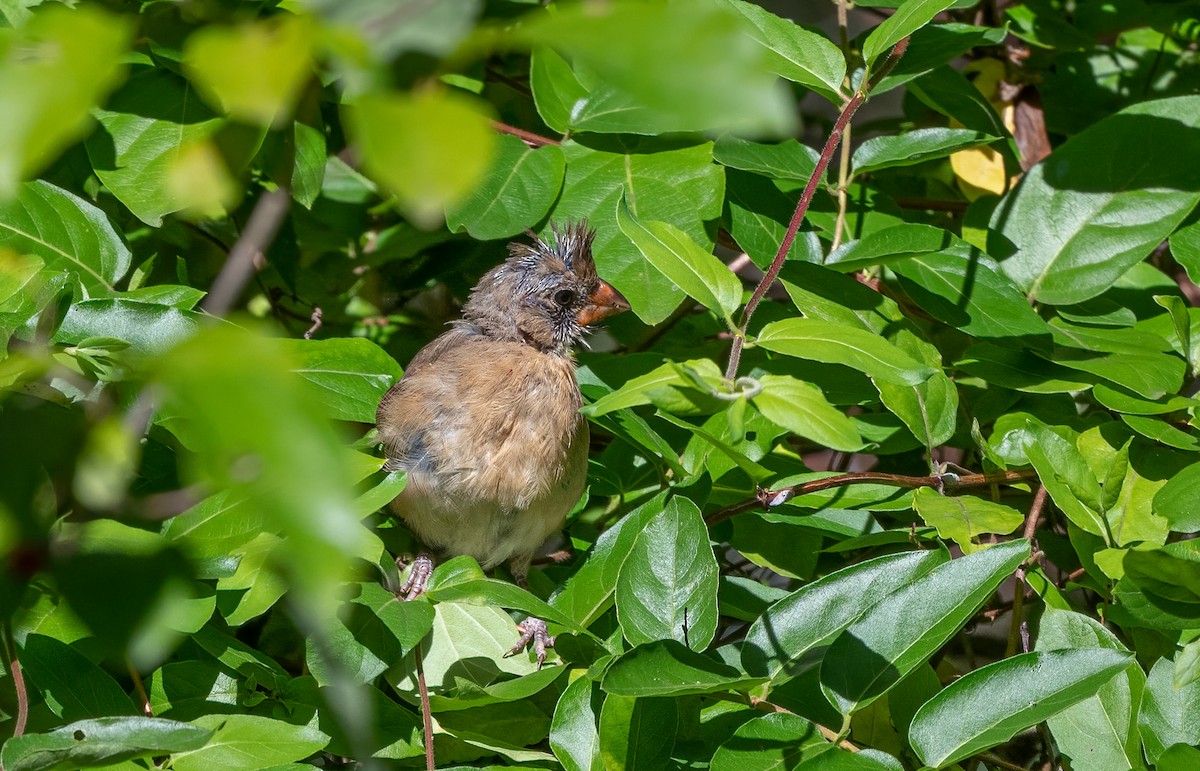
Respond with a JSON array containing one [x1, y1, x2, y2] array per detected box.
[[376, 223, 628, 597]]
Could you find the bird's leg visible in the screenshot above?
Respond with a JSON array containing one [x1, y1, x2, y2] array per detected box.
[[395, 552, 436, 601], [504, 556, 557, 669]]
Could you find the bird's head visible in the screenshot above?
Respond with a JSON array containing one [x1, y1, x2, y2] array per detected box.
[[461, 222, 630, 356]]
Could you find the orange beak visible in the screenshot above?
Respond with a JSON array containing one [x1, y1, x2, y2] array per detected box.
[[577, 280, 630, 326]]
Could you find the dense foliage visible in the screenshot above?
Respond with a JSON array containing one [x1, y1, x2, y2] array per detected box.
[[3, 0, 1200, 769]]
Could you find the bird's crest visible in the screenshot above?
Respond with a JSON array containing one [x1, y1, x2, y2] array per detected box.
[[510, 221, 597, 283]]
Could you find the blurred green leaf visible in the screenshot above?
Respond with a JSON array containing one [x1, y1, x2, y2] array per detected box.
[[598, 694, 676, 771], [0, 4, 132, 198], [182, 14, 315, 128], [517, 2, 792, 136], [346, 88, 495, 227]]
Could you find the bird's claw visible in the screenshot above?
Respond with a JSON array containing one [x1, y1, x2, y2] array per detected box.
[[396, 553, 435, 601], [505, 617, 556, 669]]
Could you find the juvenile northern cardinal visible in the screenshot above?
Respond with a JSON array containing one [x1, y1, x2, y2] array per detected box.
[[376, 222, 629, 664]]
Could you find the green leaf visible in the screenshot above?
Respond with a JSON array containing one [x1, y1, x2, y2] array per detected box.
[[825, 223, 955, 272], [548, 139, 725, 325], [172, 715, 329, 771], [909, 648, 1133, 768], [388, 602, 564, 711], [990, 95, 1200, 304], [149, 661, 243, 720], [756, 318, 935, 386], [1153, 462, 1200, 533], [715, 0, 846, 100], [889, 245, 1050, 340], [549, 491, 670, 627], [19, 635, 136, 721], [598, 695, 677, 771], [752, 374, 863, 452], [1024, 424, 1108, 540], [278, 337, 401, 423], [345, 88, 496, 227], [615, 496, 719, 651], [852, 128, 998, 175], [862, 0, 958, 69], [0, 717, 212, 771], [425, 555, 585, 633], [875, 330, 958, 451], [583, 358, 723, 418], [710, 712, 825, 770], [742, 549, 948, 686], [1035, 607, 1146, 771], [603, 640, 764, 697], [616, 193, 741, 319], [873, 22, 1009, 94], [714, 135, 819, 182], [1140, 649, 1200, 761], [182, 15, 315, 128], [215, 533, 288, 626], [550, 676, 603, 771], [307, 581, 434, 687], [86, 66, 226, 227], [53, 300, 205, 359], [190, 626, 290, 693], [446, 133, 566, 240], [0, 4, 132, 198], [0, 180, 131, 296], [821, 539, 1029, 715], [912, 488, 1024, 553]]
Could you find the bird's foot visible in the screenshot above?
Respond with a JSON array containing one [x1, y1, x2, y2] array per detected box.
[[505, 617, 556, 669], [395, 553, 435, 601]]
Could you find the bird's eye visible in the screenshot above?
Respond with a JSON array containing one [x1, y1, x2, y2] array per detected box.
[[553, 289, 576, 306]]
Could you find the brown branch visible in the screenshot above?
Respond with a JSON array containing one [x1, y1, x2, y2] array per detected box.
[[724, 37, 911, 381], [201, 188, 292, 317], [128, 660, 153, 716], [303, 307, 324, 340], [416, 640, 435, 771], [490, 120, 559, 148], [705, 468, 1038, 526], [1008, 484, 1048, 656], [4, 624, 27, 737]]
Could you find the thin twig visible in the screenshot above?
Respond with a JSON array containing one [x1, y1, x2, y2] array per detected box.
[[490, 120, 559, 148], [128, 660, 153, 716], [831, 120, 853, 251], [416, 640, 435, 771], [1008, 485, 1048, 656], [978, 751, 1030, 771], [201, 188, 292, 317], [705, 467, 1037, 526], [304, 307, 324, 340], [724, 37, 911, 381], [4, 624, 28, 737]]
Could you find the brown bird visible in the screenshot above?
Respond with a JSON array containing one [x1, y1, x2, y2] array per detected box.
[[376, 222, 628, 664]]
